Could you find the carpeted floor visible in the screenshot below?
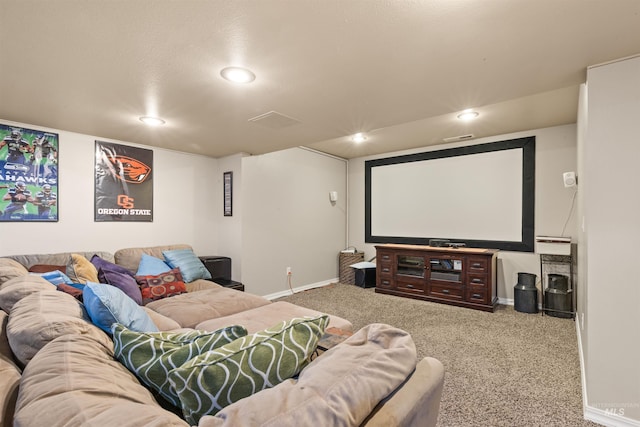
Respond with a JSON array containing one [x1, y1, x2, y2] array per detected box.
[[277, 283, 601, 427]]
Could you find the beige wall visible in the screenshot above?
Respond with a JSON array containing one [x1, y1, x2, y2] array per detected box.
[[347, 124, 578, 302], [581, 55, 640, 424], [241, 147, 347, 297]]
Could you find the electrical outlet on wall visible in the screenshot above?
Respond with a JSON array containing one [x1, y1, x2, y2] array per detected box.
[[286, 267, 292, 275]]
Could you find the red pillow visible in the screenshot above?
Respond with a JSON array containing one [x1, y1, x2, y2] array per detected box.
[[57, 283, 84, 301], [135, 268, 187, 305], [29, 264, 66, 273]]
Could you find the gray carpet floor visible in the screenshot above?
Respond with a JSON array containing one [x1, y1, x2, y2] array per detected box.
[[277, 283, 601, 427]]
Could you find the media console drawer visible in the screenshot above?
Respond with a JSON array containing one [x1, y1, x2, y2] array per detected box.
[[375, 244, 498, 312]]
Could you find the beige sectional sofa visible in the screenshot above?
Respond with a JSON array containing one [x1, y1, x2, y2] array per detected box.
[[0, 244, 445, 426]]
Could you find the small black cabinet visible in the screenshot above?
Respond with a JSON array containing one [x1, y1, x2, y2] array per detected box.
[[199, 256, 244, 291]]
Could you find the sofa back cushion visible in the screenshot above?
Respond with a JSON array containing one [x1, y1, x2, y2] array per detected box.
[[7, 290, 110, 366], [0, 311, 21, 427], [14, 334, 189, 427], [0, 258, 28, 288], [0, 275, 55, 313], [4, 251, 114, 271], [198, 323, 418, 427], [114, 244, 192, 275]]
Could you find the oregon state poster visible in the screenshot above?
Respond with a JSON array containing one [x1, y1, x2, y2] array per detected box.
[[94, 141, 153, 222], [0, 123, 59, 222]]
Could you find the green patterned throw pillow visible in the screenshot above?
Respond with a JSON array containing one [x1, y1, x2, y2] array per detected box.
[[112, 323, 248, 407], [168, 315, 329, 425]]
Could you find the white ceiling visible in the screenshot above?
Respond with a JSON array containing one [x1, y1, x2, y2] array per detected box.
[[1, 0, 640, 159]]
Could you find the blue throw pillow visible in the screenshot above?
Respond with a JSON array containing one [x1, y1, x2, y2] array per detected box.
[[34, 270, 75, 286], [83, 282, 158, 333], [162, 249, 211, 283], [136, 254, 172, 276]]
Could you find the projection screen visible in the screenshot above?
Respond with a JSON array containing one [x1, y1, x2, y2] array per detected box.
[[365, 137, 535, 252]]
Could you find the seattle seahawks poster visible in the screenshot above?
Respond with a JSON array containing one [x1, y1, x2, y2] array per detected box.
[[0, 123, 59, 222], [94, 141, 153, 222]]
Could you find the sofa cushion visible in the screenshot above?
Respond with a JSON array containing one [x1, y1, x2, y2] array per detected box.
[[7, 289, 110, 366], [0, 258, 28, 271], [114, 244, 192, 275], [66, 253, 99, 284], [168, 315, 329, 425], [136, 268, 187, 304], [163, 248, 212, 283], [143, 307, 181, 331], [196, 301, 354, 334], [0, 265, 28, 288], [112, 324, 248, 407], [83, 282, 158, 334], [0, 311, 21, 427], [198, 323, 418, 427], [0, 275, 55, 313], [14, 334, 189, 427], [137, 254, 173, 276], [145, 287, 271, 329]]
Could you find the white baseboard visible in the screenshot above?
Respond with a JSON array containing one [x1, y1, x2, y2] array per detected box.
[[584, 407, 640, 427], [263, 278, 338, 301], [498, 297, 514, 306]]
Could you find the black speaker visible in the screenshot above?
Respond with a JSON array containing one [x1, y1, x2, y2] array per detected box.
[[199, 256, 231, 281]]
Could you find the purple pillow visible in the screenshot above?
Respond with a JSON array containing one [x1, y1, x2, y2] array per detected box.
[[91, 254, 135, 278], [100, 268, 143, 305]]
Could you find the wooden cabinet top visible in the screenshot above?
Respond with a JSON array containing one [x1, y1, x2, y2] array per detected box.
[[375, 244, 499, 256]]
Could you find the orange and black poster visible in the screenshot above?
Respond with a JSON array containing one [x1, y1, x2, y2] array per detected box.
[[94, 141, 153, 222]]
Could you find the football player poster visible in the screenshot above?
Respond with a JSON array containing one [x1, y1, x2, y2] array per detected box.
[[94, 141, 153, 222], [0, 123, 59, 222]]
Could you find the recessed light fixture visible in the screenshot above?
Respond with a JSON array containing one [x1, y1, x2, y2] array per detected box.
[[351, 132, 367, 143], [220, 67, 256, 84], [139, 116, 165, 126], [457, 109, 479, 121]]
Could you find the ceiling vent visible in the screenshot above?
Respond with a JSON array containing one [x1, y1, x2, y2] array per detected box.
[[443, 134, 475, 143], [248, 111, 301, 129]]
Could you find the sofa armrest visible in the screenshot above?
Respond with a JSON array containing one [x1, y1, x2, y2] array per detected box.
[[362, 357, 445, 427]]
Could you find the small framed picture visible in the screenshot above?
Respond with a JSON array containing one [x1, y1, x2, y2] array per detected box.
[[223, 171, 232, 216]]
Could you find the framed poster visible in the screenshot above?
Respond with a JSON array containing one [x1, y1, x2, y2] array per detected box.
[[94, 141, 153, 222], [223, 171, 232, 216], [0, 123, 59, 222]]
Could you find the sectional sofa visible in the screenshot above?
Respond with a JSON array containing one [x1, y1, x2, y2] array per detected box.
[[0, 244, 444, 426]]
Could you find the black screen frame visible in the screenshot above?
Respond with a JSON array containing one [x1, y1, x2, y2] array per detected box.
[[365, 136, 535, 252]]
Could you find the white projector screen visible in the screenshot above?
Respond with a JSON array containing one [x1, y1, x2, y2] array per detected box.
[[365, 137, 535, 252]]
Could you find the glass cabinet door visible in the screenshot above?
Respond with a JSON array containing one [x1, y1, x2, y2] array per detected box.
[[429, 257, 463, 283], [397, 255, 425, 277]]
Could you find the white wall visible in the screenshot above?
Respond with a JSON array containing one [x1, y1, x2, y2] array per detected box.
[[241, 147, 347, 297], [582, 55, 640, 424], [0, 119, 219, 256], [348, 124, 578, 302]]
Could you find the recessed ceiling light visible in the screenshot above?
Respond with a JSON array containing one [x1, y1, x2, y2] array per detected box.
[[457, 110, 479, 121], [220, 67, 256, 83], [139, 116, 165, 126], [351, 132, 367, 143]]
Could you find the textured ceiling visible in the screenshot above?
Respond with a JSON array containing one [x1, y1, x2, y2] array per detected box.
[[1, 0, 639, 159]]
